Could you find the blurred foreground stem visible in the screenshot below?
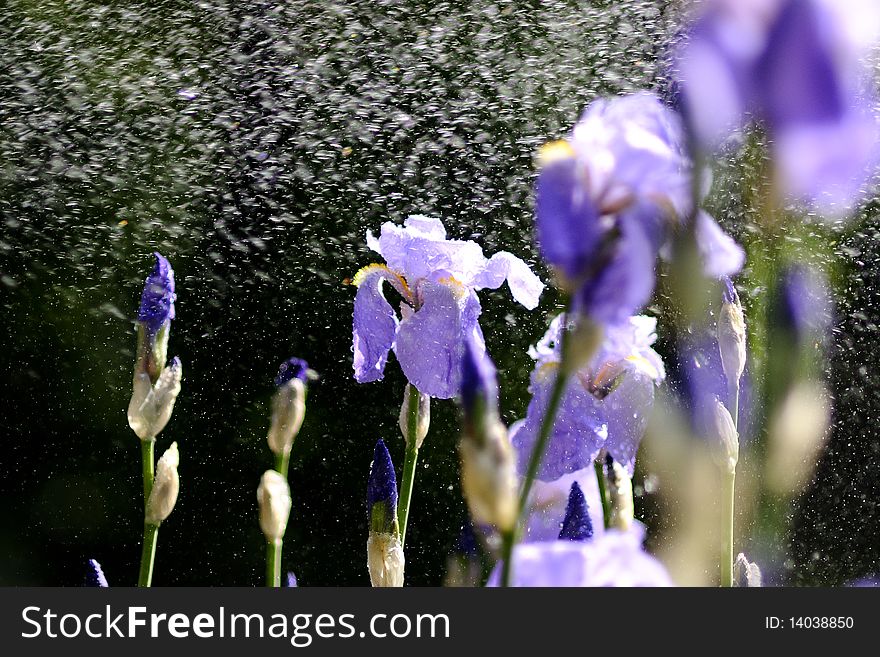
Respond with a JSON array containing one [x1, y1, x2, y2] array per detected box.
[[397, 384, 422, 547], [500, 319, 575, 587]]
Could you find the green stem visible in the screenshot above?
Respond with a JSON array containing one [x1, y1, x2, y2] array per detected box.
[[730, 382, 740, 432], [275, 452, 290, 479], [397, 385, 421, 547], [141, 439, 155, 503], [720, 469, 736, 587], [266, 539, 282, 587], [138, 523, 159, 587], [594, 460, 611, 528], [500, 325, 573, 587]]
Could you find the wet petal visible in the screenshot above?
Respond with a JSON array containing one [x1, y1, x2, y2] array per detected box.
[[601, 372, 656, 476], [511, 370, 607, 480], [352, 266, 401, 384], [695, 212, 745, 277], [473, 250, 544, 309], [394, 280, 483, 398]]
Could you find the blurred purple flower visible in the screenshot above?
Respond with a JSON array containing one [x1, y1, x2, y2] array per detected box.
[[675, 0, 880, 215], [777, 264, 833, 344], [86, 559, 108, 587], [351, 215, 544, 398], [511, 314, 665, 479], [285, 572, 298, 587], [535, 93, 744, 323], [138, 252, 176, 336], [487, 523, 672, 587]]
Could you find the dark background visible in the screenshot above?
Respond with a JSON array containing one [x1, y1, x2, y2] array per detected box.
[[1, 0, 877, 586]]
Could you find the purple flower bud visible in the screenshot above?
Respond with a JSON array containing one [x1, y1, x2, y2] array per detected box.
[[275, 357, 310, 387], [367, 440, 398, 535], [285, 572, 298, 587], [460, 337, 498, 415], [778, 264, 832, 344], [137, 253, 176, 335], [86, 559, 108, 587], [558, 482, 593, 542]]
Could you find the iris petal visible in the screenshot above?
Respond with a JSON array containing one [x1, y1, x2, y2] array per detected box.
[[352, 266, 401, 384]]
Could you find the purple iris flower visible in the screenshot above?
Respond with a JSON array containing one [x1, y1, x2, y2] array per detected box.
[[675, 0, 880, 215], [488, 522, 672, 587], [86, 559, 108, 587], [535, 93, 744, 323], [275, 357, 310, 387], [351, 215, 544, 398], [511, 313, 666, 480], [138, 253, 176, 336]]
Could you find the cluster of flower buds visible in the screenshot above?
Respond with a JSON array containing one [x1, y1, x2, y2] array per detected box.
[[128, 253, 182, 442], [145, 442, 181, 526], [366, 440, 404, 587], [457, 339, 518, 533]]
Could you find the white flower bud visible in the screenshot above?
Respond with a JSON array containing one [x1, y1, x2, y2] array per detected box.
[[459, 419, 518, 532], [718, 283, 747, 391], [145, 442, 180, 526], [399, 385, 430, 449], [257, 470, 291, 543], [266, 378, 306, 457], [709, 398, 739, 475], [367, 532, 405, 587], [128, 357, 182, 441]]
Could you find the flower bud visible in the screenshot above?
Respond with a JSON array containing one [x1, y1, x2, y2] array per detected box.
[[399, 385, 430, 450], [708, 397, 739, 474], [128, 356, 183, 441], [459, 418, 518, 532], [257, 469, 292, 543], [606, 455, 634, 531], [717, 276, 746, 392], [145, 442, 180, 526], [135, 253, 177, 383], [86, 559, 108, 587], [558, 481, 593, 541], [285, 572, 298, 588], [366, 439, 399, 536], [460, 338, 498, 417], [564, 316, 604, 376], [367, 532, 405, 587], [733, 553, 762, 587], [444, 524, 483, 587], [267, 358, 309, 457]]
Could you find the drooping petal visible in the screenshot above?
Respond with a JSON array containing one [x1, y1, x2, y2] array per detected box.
[[352, 265, 401, 384], [601, 372, 657, 476], [472, 251, 544, 310], [511, 367, 608, 480], [573, 209, 657, 325], [394, 280, 483, 399], [534, 150, 604, 282], [695, 211, 745, 277]]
